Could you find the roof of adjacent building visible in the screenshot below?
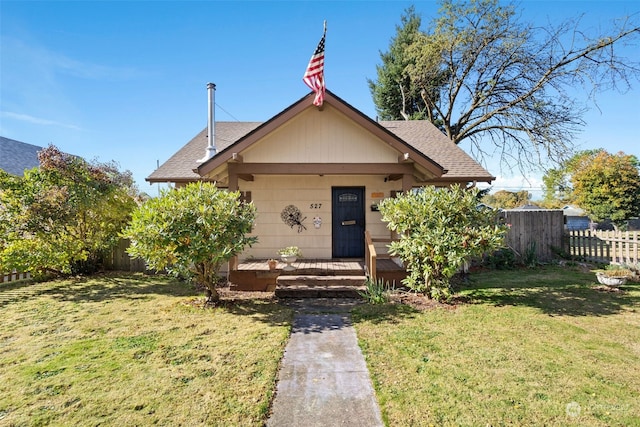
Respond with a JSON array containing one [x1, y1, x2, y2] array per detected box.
[[563, 205, 586, 216], [148, 90, 494, 184], [0, 136, 42, 176]]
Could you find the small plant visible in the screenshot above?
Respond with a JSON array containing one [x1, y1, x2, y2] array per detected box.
[[523, 241, 538, 268], [358, 277, 390, 304], [592, 265, 634, 278], [277, 246, 302, 257], [485, 247, 516, 270]]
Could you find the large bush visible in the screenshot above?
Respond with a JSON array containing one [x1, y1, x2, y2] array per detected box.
[[0, 145, 137, 277], [379, 185, 508, 300], [123, 182, 257, 302]]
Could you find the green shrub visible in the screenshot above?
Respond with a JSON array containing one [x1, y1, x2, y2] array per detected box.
[[379, 185, 508, 301], [123, 182, 257, 303], [485, 248, 517, 270]]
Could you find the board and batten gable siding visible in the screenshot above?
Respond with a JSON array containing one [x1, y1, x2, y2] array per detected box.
[[242, 104, 399, 164], [238, 175, 397, 259]]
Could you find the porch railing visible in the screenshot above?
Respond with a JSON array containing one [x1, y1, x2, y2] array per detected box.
[[364, 230, 395, 280]]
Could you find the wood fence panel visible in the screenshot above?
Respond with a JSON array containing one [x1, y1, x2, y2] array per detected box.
[[0, 271, 31, 283], [565, 230, 639, 265], [103, 239, 148, 272], [500, 210, 565, 262]]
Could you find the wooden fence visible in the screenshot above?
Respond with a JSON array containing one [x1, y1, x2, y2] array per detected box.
[[564, 230, 639, 265], [102, 239, 148, 272], [0, 271, 31, 283], [500, 209, 565, 262]]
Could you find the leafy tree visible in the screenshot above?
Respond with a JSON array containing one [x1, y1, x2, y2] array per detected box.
[[541, 149, 599, 207], [371, 0, 639, 171], [368, 7, 432, 120], [541, 168, 572, 208], [379, 185, 508, 301], [482, 190, 531, 209], [571, 151, 640, 229], [123, 182, 257, 303], [542, 149, 640, 228], [0, 145, 137, 277]]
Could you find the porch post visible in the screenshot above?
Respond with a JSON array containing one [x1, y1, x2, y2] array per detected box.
[[228, 166, 239, 271], [402, 174, 413, 192]]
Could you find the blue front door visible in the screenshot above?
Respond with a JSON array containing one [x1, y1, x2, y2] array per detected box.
[[332, 187, 365, 258]]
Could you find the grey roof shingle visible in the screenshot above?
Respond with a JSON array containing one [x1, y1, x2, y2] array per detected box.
[[0, 136, 42, 176], [147, 122, 262, 182], [378, 121, 494, 181]]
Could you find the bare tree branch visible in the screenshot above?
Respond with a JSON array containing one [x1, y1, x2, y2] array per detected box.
[[401, 0, 639, 173]]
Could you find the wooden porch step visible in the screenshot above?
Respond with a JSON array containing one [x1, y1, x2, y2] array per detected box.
[[275, 275, 367, 298]]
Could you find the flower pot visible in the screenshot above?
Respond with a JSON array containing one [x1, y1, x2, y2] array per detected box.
[[596, 273, 627, 287], [268, 260, 277, 271], [280, 255, 297, 271]]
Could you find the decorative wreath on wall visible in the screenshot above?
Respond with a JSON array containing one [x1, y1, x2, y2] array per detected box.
[[281, 205, 307, 233]]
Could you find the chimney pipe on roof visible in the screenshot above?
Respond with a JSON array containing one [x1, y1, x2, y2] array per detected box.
[[198, 82, 216, 162]]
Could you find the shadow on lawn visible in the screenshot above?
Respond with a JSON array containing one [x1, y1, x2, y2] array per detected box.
[[0, 272, 293, 326], [351, 302, 421, 326], [0, 272, 196, 307], [462, 281, 640, 317]]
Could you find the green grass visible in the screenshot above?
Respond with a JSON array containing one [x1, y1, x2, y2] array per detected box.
[[353, 265, 640, 426], [0, 274, 292, 426]]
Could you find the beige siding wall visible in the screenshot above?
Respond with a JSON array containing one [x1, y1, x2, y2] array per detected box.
[[242, 105, 399, 164], [239, 175, 399, 259]]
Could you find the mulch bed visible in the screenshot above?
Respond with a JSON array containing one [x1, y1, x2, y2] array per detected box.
[[182, 285, 277, 309]]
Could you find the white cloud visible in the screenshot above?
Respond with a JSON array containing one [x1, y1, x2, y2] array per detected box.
[[4, 37, 142, 82], [1, 111, 82, 131]]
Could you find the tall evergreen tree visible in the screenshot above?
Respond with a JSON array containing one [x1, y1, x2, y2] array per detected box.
[[368, 7, 428, 120]]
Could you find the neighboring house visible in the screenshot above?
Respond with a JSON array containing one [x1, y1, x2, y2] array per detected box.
[[512, 203, 543, 210], [0, 136, 42, 176], [562, 205, 590, 230], [148, 89, 495, 269]]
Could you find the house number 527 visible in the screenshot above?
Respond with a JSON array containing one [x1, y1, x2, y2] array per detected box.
[[310, 203, 322, 209]]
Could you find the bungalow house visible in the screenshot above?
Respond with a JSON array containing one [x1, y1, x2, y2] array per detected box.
[[148, 88, 495, 290]]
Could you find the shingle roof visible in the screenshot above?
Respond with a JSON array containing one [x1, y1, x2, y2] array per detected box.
[[147, 92, 494, 184], [378, 121, 494, 181], [0, 136, 42, 176], [147, 122, 262, 182]]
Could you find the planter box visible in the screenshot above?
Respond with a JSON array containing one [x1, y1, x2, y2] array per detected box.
[[596, 273, 628, 286]]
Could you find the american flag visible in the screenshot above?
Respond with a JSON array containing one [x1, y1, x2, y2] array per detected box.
[[302, 27, 326, 107]]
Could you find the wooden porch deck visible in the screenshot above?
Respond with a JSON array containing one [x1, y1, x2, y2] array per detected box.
[[237, 258, 365, 275], [229, 258, 405, 292]]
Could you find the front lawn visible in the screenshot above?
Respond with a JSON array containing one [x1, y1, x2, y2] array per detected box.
[[354, 265, 640, 426], [0, 274, 292, 426]]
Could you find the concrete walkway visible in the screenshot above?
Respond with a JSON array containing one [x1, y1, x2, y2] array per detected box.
[[266, 299, 384, 427]]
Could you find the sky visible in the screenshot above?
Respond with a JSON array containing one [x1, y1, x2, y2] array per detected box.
[[1, 0, 639, 199]]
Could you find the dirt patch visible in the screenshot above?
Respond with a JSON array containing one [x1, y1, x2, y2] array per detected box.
[[387, 291, 459, 311], [182, 285, 276, 309]]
